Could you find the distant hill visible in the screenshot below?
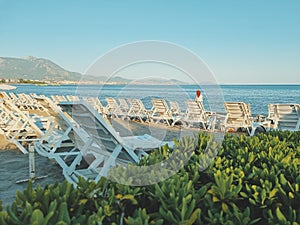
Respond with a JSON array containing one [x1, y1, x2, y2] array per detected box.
[[0, 56, 188, 84], [0, 56, 82, 81], [130, 78, 187, 85]]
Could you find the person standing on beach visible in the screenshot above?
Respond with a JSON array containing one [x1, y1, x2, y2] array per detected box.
[[195, 90, 203, 102]]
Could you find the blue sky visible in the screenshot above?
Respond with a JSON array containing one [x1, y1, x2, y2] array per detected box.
[[0, 0, 299, 84]]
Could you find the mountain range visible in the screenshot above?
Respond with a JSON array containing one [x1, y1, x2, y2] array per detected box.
[[0, 56, 186, 84]]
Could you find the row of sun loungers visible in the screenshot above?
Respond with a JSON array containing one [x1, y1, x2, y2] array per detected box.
[[0, 92, 300, 185], [2, 92, 300, 136]]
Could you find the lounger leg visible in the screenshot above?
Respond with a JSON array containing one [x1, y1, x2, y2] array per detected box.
[[95, 145, 122, 183]]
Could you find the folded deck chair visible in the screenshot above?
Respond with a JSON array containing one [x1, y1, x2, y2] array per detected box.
[[127, 98, 148, 122], [224, 102, 266, 136], [271, 104, 300, 131], [0, 98, 45, 153], [34, 97, 173, 185], [149, 99, 174, 126]]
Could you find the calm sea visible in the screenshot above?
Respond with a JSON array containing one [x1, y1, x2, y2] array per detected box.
[[10, 84, 300, 116]]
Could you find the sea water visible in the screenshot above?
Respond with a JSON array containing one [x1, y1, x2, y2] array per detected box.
[[10, 84, 300, 116]]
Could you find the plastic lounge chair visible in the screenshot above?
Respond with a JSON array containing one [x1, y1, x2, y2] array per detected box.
[[17, 93, 46, 111], [224, 102, 266, 136], [108, 98, 130, 119], [118, 98, 130, 115], [105, 97, 120, 117], [127, 98, 149, 122], [34, 97, 173, 185], [83, 97, 107, 115], [0, 98, 45, 153], [149, 99, 174, 126], [176, 100, 210, 129], [271, 104, 300, 131]]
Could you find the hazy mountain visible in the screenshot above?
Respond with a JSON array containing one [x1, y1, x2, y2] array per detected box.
[[0, 56, 82, 81], [0, 56, 188, 84], [130, 78, 187, 85]]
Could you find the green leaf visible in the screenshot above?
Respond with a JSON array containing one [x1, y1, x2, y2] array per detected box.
[[275, 207, 287, 223], [30, 209, 44, 225]]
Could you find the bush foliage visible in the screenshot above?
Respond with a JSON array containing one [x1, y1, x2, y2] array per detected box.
[[1, 131, 300, 224]]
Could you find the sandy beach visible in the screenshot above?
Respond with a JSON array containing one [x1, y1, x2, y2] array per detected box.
[[0, 149, 64, 207], [0, 117, 191, 206]]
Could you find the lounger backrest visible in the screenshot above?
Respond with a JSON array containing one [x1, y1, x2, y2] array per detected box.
[[128, 99, 146, 112], [118, 98, 129, 110], [185, 100, 208, 121], [105, 97, 119, 112], [224, 102, 252, 127], [83, 97, 105, 114], [151, 99, 170, 115], [58, 101, 139, 163], [273, 104, 300, 131]]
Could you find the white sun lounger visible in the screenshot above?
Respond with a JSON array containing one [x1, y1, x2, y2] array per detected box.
[[34, 97, 173, 185], [83, 97, 107, 115], [149, 99, 174, 126], [174, 100, 212, 130], [105, 97, 120, 117], [127, 98, 148, 122], [270, 104, 300, 131], [224, 102, 266, 136], [0, 98, 46, 153]]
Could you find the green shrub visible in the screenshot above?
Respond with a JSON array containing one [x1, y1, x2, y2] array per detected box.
[[1, 131, 300, 224]]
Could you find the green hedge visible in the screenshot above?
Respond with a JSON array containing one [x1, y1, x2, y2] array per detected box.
[[1, 131, 300, 224]]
